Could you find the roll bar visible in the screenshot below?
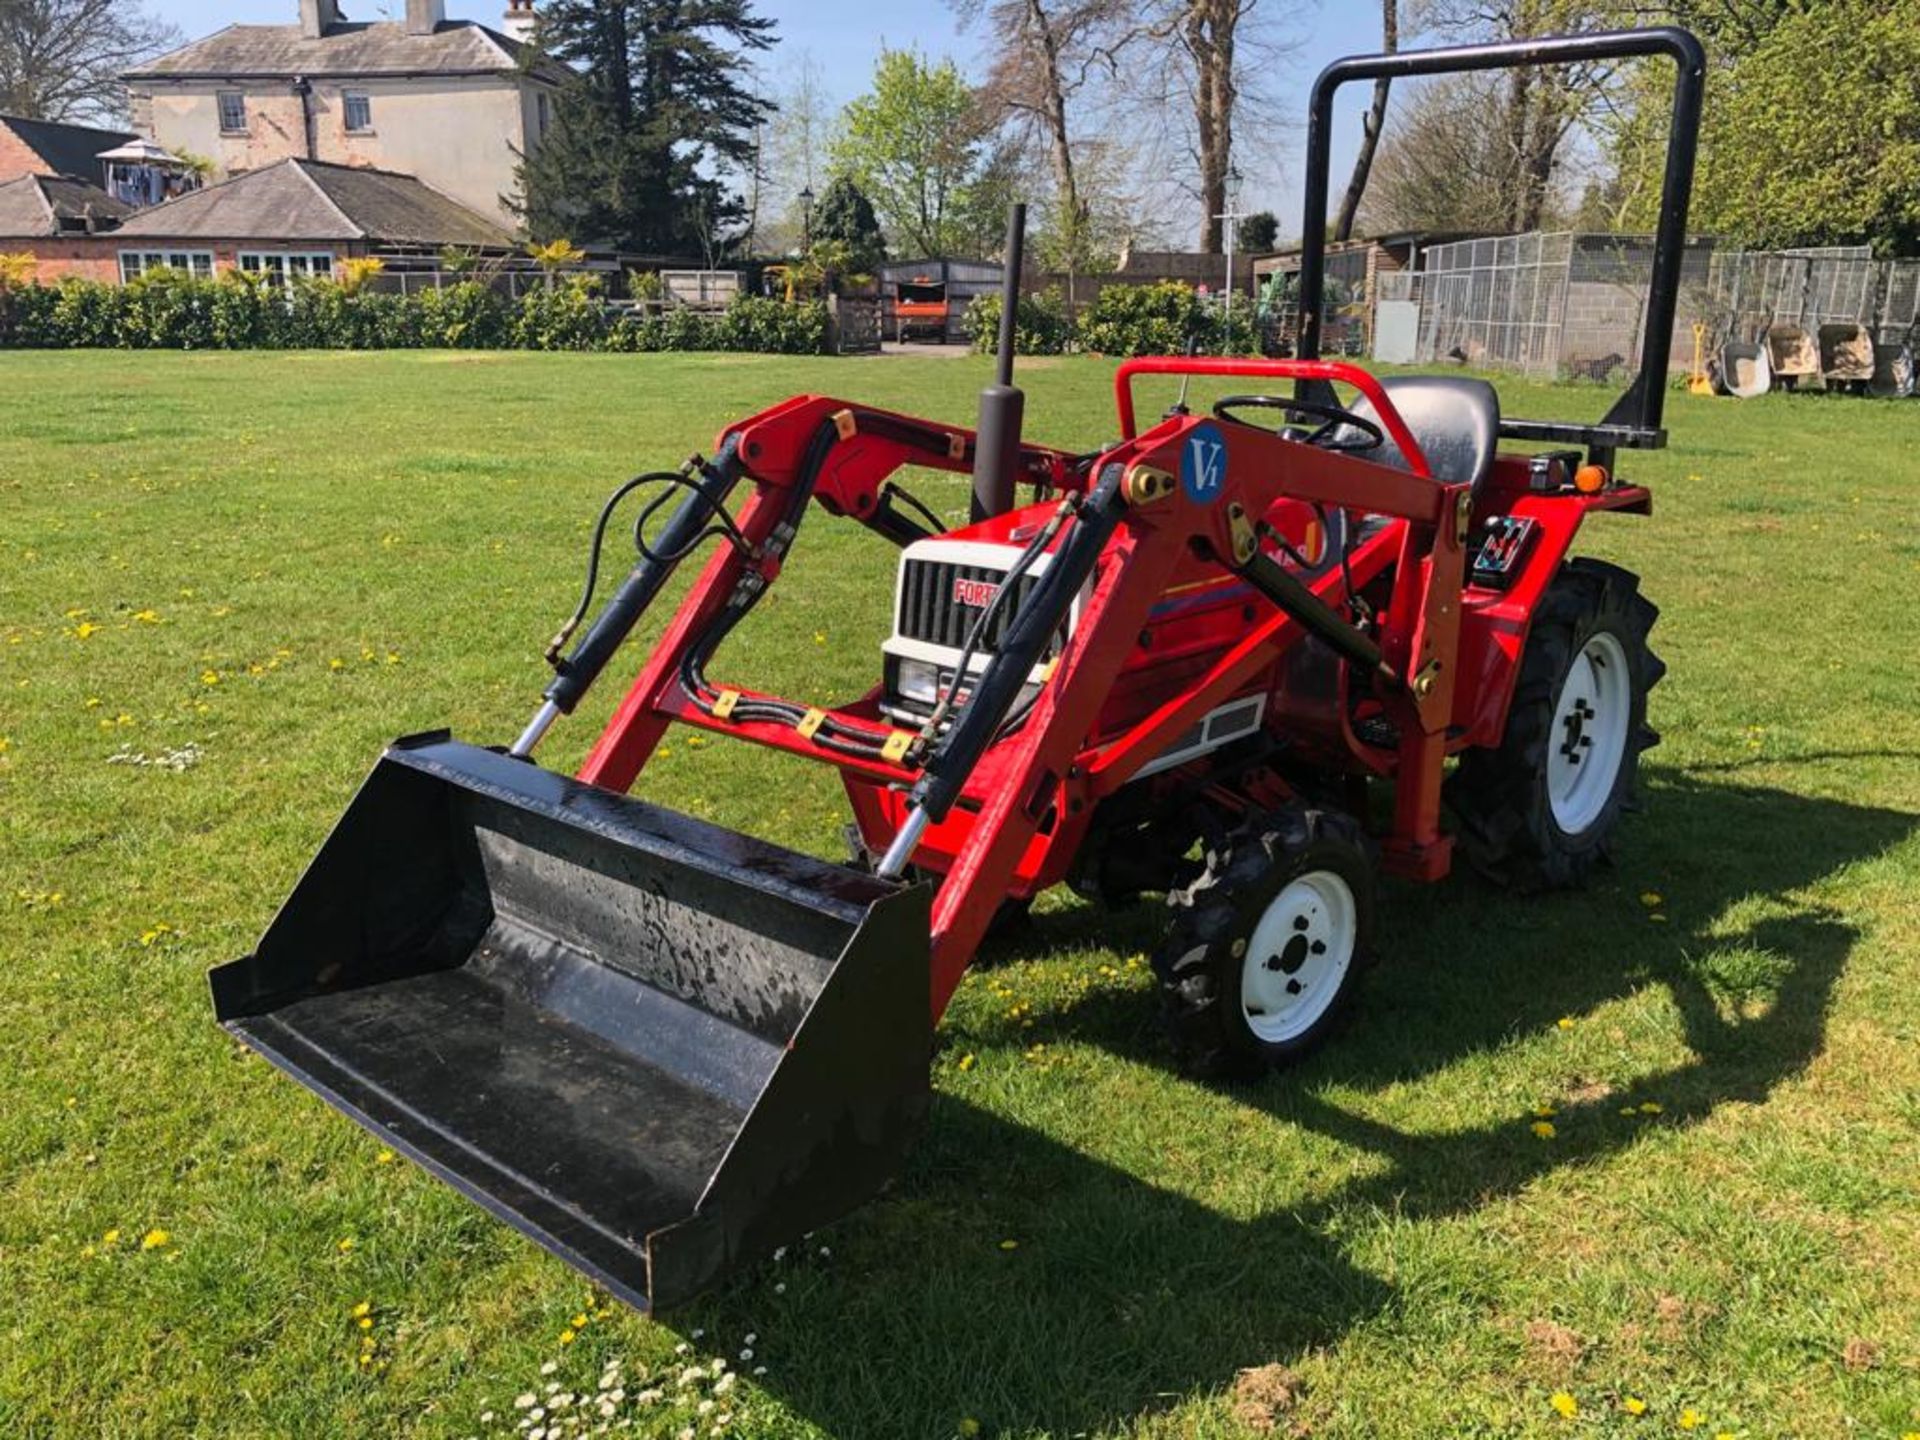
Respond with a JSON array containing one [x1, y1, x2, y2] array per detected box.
[[1296, 27, 1706, 464]]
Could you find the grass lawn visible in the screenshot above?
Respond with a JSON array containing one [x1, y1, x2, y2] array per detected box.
[[2, 349, 1917, 1440]]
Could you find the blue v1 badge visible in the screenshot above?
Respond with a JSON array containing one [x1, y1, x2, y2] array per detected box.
[[1180, 421, 1228, 504]]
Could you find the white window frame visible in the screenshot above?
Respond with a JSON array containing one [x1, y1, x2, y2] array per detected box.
[[217, 90, 247, 134], [119, 250, 216, 283], [343, 92, 373, 133], [238, 251, 336, 290]]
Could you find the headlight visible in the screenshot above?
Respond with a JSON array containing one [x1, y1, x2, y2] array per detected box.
[[894, 657, 941, 705]]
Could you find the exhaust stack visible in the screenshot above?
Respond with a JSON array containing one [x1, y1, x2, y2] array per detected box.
[[970, 202, 1027, 522]]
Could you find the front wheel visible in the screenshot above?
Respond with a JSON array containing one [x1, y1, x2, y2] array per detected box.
[[1449, 558, 1663, 889], [1154, 806, 1375, 1079]]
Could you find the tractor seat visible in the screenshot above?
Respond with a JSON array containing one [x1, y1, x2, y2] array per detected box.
[[1336, 375, 1501, 492]]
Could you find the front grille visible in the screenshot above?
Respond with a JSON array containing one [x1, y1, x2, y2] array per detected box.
[[896, 559, 1063, 656]]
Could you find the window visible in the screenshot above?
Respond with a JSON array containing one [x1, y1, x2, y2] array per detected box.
[[535, 90, 550, 139], [238, 251, 336, 290], [344, 92, 373, 132], [217, 90, 247, 133], [119, 250, 215, 283]]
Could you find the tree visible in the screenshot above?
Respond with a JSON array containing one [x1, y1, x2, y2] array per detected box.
[[810, 174, 886, 271], [1362, 73, 1537, 233], [1678, 1, 1920, 252], [831, 49, 993, 257], [1333, 0, 1396, 242], [1235, 209, 1277, 252], [517, 0, 775, 255], [758, 50, 834, 253], [964, 0, 1129, 276], [1412, 0, 1618, 232], [0, 0, 179, 123]]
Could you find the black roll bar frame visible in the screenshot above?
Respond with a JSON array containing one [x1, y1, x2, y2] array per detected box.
[[1294, 26, 1707, 465]]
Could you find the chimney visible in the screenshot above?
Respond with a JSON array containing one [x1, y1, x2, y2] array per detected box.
[[405, 0, 445, 35], [501, 0, 536, 43], [298, 0, 340, 37]]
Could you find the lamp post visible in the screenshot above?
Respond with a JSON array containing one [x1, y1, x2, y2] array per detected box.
[[799, 185, 815, 252]]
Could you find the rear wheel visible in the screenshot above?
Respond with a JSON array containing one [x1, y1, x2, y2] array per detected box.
[[1449, 558, 1663, 889], [1154, 806, 1375, 1079]]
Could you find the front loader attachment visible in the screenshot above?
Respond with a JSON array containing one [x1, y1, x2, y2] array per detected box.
[[211, 735, 930, 1310]]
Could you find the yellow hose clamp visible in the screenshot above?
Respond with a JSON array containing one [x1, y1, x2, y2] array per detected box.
[[712, 689, 741, 720], [881, 730, 914, 764], [832, 408, 858, 441], [1123, 464, 1175, 507], [1038, 656, 1059, 683], [796, 708, 826, 741]]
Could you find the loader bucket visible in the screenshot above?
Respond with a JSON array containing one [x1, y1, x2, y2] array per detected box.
[[210, 734, 931, 1311]]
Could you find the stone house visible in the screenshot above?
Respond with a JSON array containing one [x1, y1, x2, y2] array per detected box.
[[123, 0, 564, 231]]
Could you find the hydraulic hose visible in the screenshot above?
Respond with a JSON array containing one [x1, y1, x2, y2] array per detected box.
[[540, 436, 744, 718]]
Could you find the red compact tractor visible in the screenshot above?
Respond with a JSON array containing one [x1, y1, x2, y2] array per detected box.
[[214, 29, 1705, 1311]]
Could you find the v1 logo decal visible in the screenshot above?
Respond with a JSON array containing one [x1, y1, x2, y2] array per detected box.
[[1180, 421, 1228, 504]]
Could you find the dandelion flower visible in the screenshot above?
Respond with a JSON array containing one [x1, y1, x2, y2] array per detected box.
[[201, 670, 220, 686], [1556, 1016, 1575, 1030], [959, 1421, 981, 1438], [141, 1228, 171, 1250], [559, 1329, 576, 1345], [376, 1148, 396, 1165], [999, 1239, 1019, 1251], [1533, 1104, 1557, 1118], [1550, 1391, 1579, 1418], [352, 1301, 371, 1318], [1623, 1396, 1648, 1415], [1639, 1101, 1663, 1115], [1678, 1409, 1704, 1430], [358, 1316, 373, 1331], [1531, 1121, 1556, 1139], [1621, 1106, 1638, 1116], [103, 1228, 120, 1244], [329, 658, 345, 671], [85, 697, 102, 708], [572, 1313, 588, 1328], [1639, 891, 1662, 907], [75, 622, 101, 639], [338, 1236, 356, 1252]]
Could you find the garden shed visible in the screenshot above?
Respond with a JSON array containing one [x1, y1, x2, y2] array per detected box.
[[878, 258, 1002, 343]]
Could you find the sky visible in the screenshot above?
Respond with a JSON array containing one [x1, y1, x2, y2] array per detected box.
[[141, 0, 1387, 242]]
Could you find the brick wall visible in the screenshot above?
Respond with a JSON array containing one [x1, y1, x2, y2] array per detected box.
[[0, 123, 48, 184], [12, 241, 119, 282]]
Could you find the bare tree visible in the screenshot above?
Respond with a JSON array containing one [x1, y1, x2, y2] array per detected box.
[[1361, 72, 1529, 233], [1121, 0, 1304, 254], [965, 1, 1127, 263], [1334, 0, 1398, 241], [756, 50, 834, 254], [0, 0, 179, 124], [1411, 0, 1619, 231]]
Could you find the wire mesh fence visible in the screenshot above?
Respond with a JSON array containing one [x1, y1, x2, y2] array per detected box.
[[1374, 233, 1920, 380]]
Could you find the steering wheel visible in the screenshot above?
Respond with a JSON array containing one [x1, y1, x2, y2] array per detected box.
[[1211, 394, 1384, 453]]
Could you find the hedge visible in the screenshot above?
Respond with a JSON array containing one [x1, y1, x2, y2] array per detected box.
[[0, 271, 829, 355], [964, 280, 1263, 358]]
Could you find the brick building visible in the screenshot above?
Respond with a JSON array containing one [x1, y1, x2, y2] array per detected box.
[[0, 175, 139, 281], [0, 114, 137, 187]]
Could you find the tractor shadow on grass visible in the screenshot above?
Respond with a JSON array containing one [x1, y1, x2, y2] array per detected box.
[[688, 774, 1914, 1439]]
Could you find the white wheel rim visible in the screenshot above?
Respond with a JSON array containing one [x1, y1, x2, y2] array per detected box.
[[1547, 631, 1631, 835], [1239, 870, 1357, 1044]]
